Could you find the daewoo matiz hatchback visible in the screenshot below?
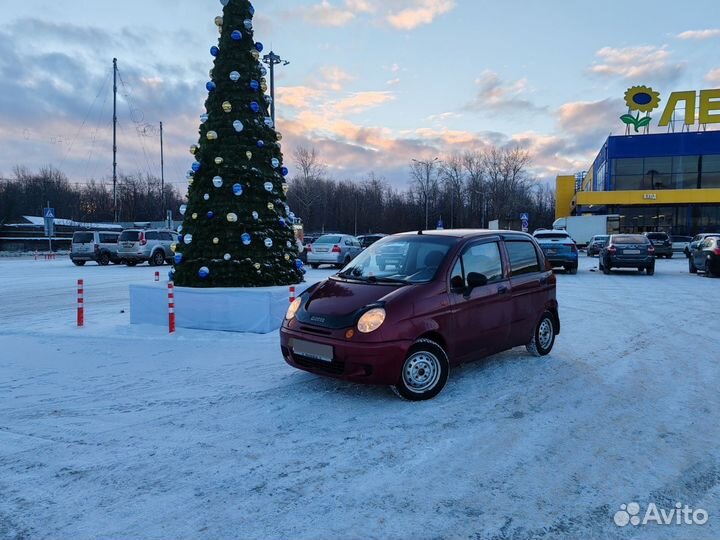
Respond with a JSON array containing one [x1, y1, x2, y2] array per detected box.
[[280, 230, 560, 400]]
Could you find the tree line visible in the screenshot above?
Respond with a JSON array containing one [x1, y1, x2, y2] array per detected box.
[[287, 146, 556, 235], [0, 166, 183, 224]]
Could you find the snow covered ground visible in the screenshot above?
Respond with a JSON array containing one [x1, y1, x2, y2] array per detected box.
[[0, 255, 718, 539]]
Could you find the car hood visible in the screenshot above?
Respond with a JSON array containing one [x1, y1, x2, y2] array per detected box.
[[304, 277, 405, 316]]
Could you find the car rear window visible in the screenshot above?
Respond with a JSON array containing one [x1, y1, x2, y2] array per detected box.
[[535, 233, 571, 240], [316, 235, 342, 244], [72, 232, 93, 243], [613, 235, 648, 244], [593, 236, 609, 242], [120, 231, 141, 241], [646, 233, 668, 240]]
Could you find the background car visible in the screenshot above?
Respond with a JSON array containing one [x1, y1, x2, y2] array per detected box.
[[587, 235, 609, 257], [688, 236, 720, 276], [600, 234, 655, 275], [670, 235, 692, 255], [117, 228, 178, 266], [684, 233, 720, 258], [644, 232, 673, 258], [70, 231, 120, 266], [533, 230, 578, 273], [306, 234, 362, 269], [357, 234, 387, 249]]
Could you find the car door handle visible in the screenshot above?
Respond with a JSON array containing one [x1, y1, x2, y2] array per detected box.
[[497, 285, 508, 295]]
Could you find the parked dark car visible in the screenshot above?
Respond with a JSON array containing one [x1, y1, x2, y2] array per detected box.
[[280, 230, 559, 401], [684, 233, 720, 258], [587, 235, 609, 257], [357, 234, 387, 249], [644, 232, 672, 258], [599, 234, 656, 275], [533, 230, 578, 273], [688, 236, 720, 276]]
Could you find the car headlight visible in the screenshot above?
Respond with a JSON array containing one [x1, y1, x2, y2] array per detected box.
[[285, 298, 302, 320], [357, 308, 386, 334]]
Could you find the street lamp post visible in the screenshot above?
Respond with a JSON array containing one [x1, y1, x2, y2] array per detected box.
[[262, 51, 290, 125]]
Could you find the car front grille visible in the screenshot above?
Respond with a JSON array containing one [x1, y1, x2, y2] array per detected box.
[[293, 356, 345, 375]]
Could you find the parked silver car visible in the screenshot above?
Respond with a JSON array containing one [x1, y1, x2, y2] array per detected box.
[[306, 234, 362, 269], [70, 230, 121, 266], [117, 228, 178, 266]]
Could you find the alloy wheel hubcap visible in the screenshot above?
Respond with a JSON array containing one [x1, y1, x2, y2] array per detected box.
[[539, 319, 553, 350], [403, 352, 441, 393]]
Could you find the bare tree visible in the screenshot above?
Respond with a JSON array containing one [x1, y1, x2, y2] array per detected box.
[[409, 157, 440, 230], [289, 147, 325, 225], [439, 154, 465, 228]]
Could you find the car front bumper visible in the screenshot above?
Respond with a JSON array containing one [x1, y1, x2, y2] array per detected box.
[[280, 324, 411, 385]]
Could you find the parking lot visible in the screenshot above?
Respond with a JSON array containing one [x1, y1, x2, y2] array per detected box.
[[0, 255, 718, 539]]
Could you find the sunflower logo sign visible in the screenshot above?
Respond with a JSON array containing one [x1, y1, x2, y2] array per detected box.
[[621, 85, 661, 132]]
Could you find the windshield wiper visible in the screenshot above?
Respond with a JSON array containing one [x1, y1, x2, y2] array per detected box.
[[366, 276, 408, 284]]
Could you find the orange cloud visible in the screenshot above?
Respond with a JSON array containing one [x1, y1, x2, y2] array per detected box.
[[386, 0, 455, 30]]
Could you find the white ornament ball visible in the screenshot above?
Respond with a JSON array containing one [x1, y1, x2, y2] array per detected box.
[[185, 234, 193, 244], [264, 182, 273, 192], [204, 193, 210, 201], [271, 158, 280, 168], [179, 204, 187, 215], [233, 120, 244, 132], [213, 176, 223, 188], [252, 211, 259, 220], [227, 213, 238, 223], [229, 71, 240, 82], [224, 253, 231, 261], [264, 238, 273, 248]]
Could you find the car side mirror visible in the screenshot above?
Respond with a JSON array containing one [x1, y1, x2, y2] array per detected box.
[[466, 272, 488, 290], [450, 275, 464, 292]]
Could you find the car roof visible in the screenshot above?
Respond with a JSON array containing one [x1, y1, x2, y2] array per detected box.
[[393, 229, 535, 240]]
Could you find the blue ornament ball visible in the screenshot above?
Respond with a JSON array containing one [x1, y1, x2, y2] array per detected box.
[[206, 81, 216, 92], [295, 259, 304, 270], [210, 46, 220, 57], [279, 217, 286, 227], [249, 4, 255, 16], [255, 42, 264, 52], [191, 161, 201, 172], [178, 235, 184, 244], [207, 211, 215, 219], [250, 101, 260, 113], [281, 167, 289, 176], [232, 183, 244, 196], [250, 80, 259, 91], [257, 140, 265, 148], [241, 233, 252, 246], [198, 267, 210, 279], [174, 253, 184, 264], [231, 30, 242, 41]]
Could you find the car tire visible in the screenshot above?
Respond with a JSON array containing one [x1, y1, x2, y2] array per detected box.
[[152, 251, 165, 266], [72, 260, 86, 266], [602, 258, 610, 275], [667, 253, 673, 259], [646, 265, 655, 275], [310, 263, 319, 269], [689, 259, 697, 274], [569, 264, 578, 275], [392, 339, 449, 401], [706, 257, 716, 277], [126, 261, 137, 267], [526, 311, 556, 357], [98, 253, 111, 266]]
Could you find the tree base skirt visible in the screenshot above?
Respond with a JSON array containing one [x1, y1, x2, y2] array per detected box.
[[129, 282, 300, 334]]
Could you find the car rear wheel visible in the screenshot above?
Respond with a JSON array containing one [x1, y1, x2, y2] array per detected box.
[[526, 312, 555, 357], [646, 264, 655, 275], [98, 253, 110, 266], [707, 257, 716, 277], [568, 264, 577, 275], [689, 259, 697, 274], [392, 339, 449, 401], [72, 260, 86, 266], [152, 251, 165, 266], [601, 258, 610, 275], [310, 263, 319, 269]]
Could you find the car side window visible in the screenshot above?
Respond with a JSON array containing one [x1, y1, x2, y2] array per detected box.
[[506, 241, 541, 276], [160, 232, 173, 241], [145, 231, 159, 241], [450, 242, 504, 288], [100, 234, 118, 243]]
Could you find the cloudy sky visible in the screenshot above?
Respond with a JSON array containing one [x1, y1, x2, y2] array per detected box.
[[1, 0, 719, 190]]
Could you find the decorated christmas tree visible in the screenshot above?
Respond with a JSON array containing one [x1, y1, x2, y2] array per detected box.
[[172, 0, 304, 288]]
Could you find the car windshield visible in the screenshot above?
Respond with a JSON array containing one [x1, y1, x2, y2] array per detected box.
[[119, 231, 141, 241], [336, 235, 458, 284], [535, 233, 570, 240], [613, 235, 648, 244], [671, 236, 692, 242]]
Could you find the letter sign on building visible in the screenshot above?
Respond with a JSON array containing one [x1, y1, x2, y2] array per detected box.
[[622, 86, 720, 130]]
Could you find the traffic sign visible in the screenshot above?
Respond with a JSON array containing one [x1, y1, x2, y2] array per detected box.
[[44, 207, 55, 219], [520, 212, 529, 221]]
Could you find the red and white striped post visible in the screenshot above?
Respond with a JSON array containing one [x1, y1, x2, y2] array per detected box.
[[77, 279, 84, 327], [34, 251, 38, 261], [154, 271, 160, 282], [168, 282, 176, 334], [289, 286, 296, 303]]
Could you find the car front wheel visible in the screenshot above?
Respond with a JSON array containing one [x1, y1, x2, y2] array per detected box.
[[646, 264, 655, 275], [98, 253, 110, 266], [152, 251, 165, 266], [526, 311, 556, 357], [392, 339, 449, 401]]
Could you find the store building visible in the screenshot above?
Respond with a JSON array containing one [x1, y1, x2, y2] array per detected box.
[[556, 85, 720, 235]]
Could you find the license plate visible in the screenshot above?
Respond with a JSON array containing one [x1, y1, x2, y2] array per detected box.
[[547, 249, 557, 255], [623, 249, 640, 254], [290, 339, 333, 362]]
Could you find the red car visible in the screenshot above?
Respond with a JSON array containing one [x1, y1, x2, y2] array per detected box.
[[280, 230, 559, 400]]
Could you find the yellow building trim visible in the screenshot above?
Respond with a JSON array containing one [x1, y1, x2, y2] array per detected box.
[[555, 175, 576, 219], [574, 189, 720, 207]]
